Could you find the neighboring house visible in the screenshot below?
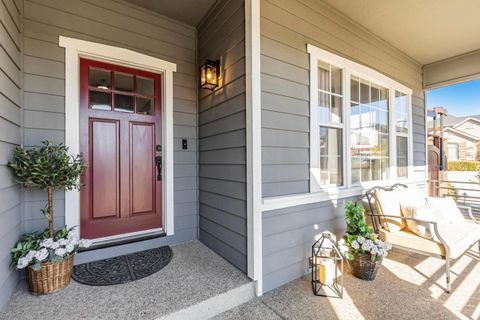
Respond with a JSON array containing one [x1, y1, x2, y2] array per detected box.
[[1, 0, 480, 310], [430, 115, 480, 160]]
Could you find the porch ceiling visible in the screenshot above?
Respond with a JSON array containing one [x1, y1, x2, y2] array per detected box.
[[323, 0, 480, 65], [125, 0, 217, 26]]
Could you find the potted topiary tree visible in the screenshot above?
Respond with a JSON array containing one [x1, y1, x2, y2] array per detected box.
[[8, 140, 91, 294], [343, 201, 392, 281]]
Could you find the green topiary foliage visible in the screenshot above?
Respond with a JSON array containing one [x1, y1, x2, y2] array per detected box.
[[344, 201, 374, 236], [343, 201, 391, 262], [8, 141, 84, 237]]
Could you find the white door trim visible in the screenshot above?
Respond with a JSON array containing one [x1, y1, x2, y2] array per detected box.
[[59, 36, 176, 241], [245, 0, 263, 296]]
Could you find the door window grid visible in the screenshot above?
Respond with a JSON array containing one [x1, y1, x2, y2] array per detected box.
[[88, 67, 156, 115]]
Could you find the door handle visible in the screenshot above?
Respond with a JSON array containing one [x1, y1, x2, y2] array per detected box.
[[155, 155, 162, 181]]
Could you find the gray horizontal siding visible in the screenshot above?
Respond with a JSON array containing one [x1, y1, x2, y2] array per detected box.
[[262, 199, 348, 293], [260, 0, 427, 293], [0, 0, 22, 310], [21, 0, 198, 246], [198, 0, 247, 273], [260, 0, 425, 197]]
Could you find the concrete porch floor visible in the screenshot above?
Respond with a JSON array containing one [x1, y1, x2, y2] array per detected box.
[[2, 245, 479, 319], [217, 248, 480, 320], [0, 241, 254, 320]]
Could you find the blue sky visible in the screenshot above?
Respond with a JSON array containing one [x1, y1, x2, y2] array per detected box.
[[426, 80, 480, 116]]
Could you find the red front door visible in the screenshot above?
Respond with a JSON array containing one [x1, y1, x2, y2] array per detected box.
[[79, 58, 162, 239]]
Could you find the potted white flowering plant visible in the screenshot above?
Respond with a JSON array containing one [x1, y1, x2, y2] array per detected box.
[[8, 141, 90, 294], [12, 227, 91, 269], [343, 201, 392, 281]]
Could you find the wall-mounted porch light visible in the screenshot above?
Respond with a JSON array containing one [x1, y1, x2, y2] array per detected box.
[[200, 60, 219, 90]]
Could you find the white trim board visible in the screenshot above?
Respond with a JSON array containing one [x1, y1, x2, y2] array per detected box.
[[262, 178, 428, 212], [59, 36, 176, 241], [245, 0, 263, 296]]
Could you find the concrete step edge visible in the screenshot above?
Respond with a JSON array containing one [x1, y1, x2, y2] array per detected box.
[[155, 281, 255, 320]]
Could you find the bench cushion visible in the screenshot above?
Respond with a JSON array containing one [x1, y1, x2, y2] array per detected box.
[[400, 204, 446, 241], [374, 188, 426, 232], [380, 228, 445, 256], [427, 197, 466, 223], [380, 222, 480, 259]]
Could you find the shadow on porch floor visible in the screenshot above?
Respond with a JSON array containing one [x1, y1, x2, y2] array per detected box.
[[0, 240, 254, 320], [218, 247, 480, 320]]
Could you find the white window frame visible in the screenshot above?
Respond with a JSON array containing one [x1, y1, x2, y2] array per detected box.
[[59, 36, 176, 244], [308, 44, 413, 194]]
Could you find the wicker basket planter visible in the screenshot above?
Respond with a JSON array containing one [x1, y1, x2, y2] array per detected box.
[[27, 255, 74, 295], [352, 253, 382, 281]]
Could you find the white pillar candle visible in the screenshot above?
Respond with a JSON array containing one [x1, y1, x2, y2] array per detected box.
[[319, 260, 335, 286]]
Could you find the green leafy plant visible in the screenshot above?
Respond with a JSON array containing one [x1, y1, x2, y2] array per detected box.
[[343, 201, 391, 262], [8, 141, 85, 238]]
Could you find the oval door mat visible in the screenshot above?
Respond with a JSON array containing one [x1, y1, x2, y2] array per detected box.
[[72, 246, 173, 286]]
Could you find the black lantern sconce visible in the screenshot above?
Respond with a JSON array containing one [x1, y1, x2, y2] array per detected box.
[[200, 59, 220, 90]]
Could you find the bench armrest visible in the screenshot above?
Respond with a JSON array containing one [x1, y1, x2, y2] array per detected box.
[[457, 205, 478, 224]]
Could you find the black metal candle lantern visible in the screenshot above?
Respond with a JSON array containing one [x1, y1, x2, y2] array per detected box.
[[200, 60, 219, 90], [310, 232, 343, 298]]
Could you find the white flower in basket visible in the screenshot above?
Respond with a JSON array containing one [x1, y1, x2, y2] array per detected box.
[[12, 227, 91, 271]]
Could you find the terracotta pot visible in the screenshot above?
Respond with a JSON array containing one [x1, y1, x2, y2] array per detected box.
[[352, 253, 382, 281], [27, 255, 74, 295]]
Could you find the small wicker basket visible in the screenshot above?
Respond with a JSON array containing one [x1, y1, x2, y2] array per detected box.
[[27, 255, 74, 295], [352, 253, 382, 281]]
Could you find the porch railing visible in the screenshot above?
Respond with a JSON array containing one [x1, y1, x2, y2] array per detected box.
[[429, 179, 480, 220]]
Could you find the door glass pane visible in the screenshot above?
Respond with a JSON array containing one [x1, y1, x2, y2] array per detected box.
[[136, 77, 154, 96], [136, 97, 154, 115], [114, 94, 133, 113], [319, 127, 343, 186], [89, 90, 111, 110], [114, 72, 133, 92], [89, 68, 111, 90]]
